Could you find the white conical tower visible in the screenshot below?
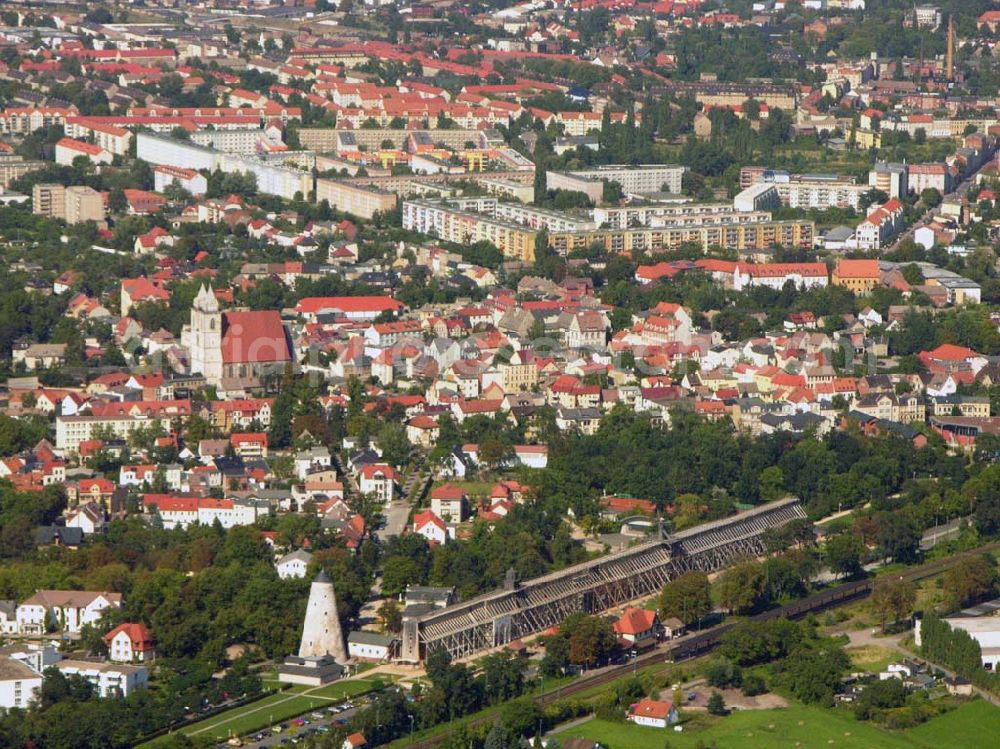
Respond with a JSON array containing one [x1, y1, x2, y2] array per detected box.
[[298, 570, 347, 662]]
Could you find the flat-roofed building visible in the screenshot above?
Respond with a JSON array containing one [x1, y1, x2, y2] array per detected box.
[[315, 179, 398, 219]]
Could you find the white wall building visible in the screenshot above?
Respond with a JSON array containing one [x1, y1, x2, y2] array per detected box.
[[0, 658, 43, 709], [56, 659, 148, 698], [277, 550, 313, 579], [16, 590, 122, 635]]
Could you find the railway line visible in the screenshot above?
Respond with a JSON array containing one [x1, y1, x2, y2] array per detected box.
[[405, 540, 1000, 749]]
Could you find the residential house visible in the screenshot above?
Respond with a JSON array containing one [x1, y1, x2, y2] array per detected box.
[[430, 483, 467, 523], [358, 464, 397, 504], [413, 510, 449, 544], [16, 590, 122, 634], [104, 622, 155, 663], [613, 608, 659, 650], [276, 550, 313, 579], [627, 698, 679, 728]]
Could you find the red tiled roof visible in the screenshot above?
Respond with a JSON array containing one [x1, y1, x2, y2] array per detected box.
[[296, 296, 403, 314], [103, 622, 154, 650], [614, 607, 657, 636], [221, 311, 290, 365]]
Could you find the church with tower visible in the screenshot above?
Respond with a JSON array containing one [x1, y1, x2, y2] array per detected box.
[[181, 284, 292, 388]]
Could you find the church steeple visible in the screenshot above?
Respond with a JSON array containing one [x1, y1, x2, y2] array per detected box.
[[193, 283, 219, 314], [188, 283, 223, 384]]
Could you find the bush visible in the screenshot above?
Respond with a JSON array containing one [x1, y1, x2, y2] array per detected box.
[[706, 658, 742, 689], [707, 691, 727, 716], [741, 673, 767, 697]]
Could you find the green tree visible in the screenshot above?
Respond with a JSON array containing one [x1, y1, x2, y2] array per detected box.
[[824, 532, 864, 579], [564, 613, 616, 666], [870, 576, 916, 632], [659, 570, 712, 626], [715, 560, 765, 614], [707, 691, 727, 715]]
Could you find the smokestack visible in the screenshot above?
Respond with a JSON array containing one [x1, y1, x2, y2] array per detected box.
[[946, 15, 955, 80]]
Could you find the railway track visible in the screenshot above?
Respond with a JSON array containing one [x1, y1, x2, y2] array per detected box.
[[404, 540, 1000, 749]]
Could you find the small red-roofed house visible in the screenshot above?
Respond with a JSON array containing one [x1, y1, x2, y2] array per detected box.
[[413, 510, 448, 545], [613, 607, 659, 650], [134, 226, 175, 254], [628, 698, 679, 728], [358, 464, 397, 504], [343, 733, 367, 749], [104, 622, 155, 662], [600, 496, 656, 517], [230, 432, 268, 458]]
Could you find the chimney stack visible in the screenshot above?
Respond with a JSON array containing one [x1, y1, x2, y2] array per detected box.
[[946, 15, 955, 80]]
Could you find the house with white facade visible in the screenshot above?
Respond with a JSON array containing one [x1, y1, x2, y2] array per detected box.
[[276, 550, 313, 579], [358, 464, 397, 504], [627, 698, 679, 728], [16, 590, 122, 634], [104, 622, 156, 663], [413, 510, 449, 544], [0, 657, 43, 709], [55, 659, 148, 698], [347, 631, 397, 661]]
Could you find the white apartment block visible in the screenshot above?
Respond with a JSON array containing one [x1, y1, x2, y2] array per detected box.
[[0, 659, 43, 709], [56, 660, 148, 698], [16, 590, 122, 635], [56, 414, 175, 454]]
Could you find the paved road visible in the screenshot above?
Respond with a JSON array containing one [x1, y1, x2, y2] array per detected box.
[[378, 499, 411, 542]]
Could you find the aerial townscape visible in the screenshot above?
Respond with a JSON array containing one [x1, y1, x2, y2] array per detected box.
[[10, 1, 1000, 749]]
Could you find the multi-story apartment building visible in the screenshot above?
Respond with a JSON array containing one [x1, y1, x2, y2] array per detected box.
[[869, 162, 908, 199], [595, 202, 773, 229], [402, 199, 538, 262], [548, 219, 814, 256], [64, 186, 104, 225], [547, 165, 686, 202], [63, 117, 132, 156], [854, 199, 905, 250], [0, 154, 47, 188], [745, 170, 870, 209], [315, 179, 398, 220], [32, 183, 65, 220], [33, 181, 103, 225], [651, 81, 796, 109], [908, 163, 955, 195], [56, 409, 186, 454], [0, 107, 76, 135]]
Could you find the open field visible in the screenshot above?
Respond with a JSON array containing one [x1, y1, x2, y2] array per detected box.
[[846, 644, 897, 674], [907, 699, 1000, 745], [556, 700, 1000, 749], [139, 677, 382, 747]]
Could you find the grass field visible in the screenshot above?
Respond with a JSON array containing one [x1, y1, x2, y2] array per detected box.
[[906, 699, 1000, 746], [846, 644, 897, 675], [556, 700, 1000, 749], [139, 677, 382, 747]]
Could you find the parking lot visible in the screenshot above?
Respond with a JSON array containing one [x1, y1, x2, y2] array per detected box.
[[218, 700, 359, 748]]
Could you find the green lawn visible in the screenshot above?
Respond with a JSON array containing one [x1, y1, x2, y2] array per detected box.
[[846, 645, 897, 675], [138, 678, 381, 747], [556, 700, 1000, 749], [907, 699, 1000, 746]]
